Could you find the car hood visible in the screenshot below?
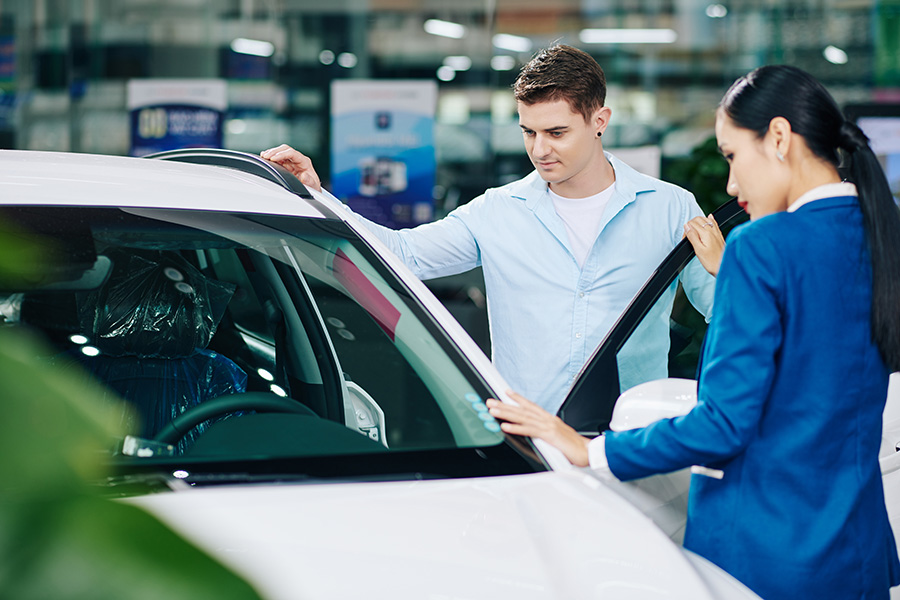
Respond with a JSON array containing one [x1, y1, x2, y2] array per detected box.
[[127, 470, 729, 600]]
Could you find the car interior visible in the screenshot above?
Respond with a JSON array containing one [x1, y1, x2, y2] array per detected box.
[[0, 205, 519, 473]]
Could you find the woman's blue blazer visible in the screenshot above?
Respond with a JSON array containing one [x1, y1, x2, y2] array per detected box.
[[605, 195, 900, 599]]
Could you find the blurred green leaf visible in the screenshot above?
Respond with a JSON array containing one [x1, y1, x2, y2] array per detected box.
[[662, 135, 731, 216], [0, 327, 264, 599], [0, 219, 48, 286]]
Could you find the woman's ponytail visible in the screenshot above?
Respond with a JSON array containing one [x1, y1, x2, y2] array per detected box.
[[840, 121, 900, 371]]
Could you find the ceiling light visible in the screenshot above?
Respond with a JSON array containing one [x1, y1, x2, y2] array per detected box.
[[226, 119, 247, 134], [491, 55, 516, 71], [579, 28, 678, 44], [230, 38, 275, 57], [319, 49, 335, 65], [705, 4, 728, 18], [443, 56, 472, 71], [437, 66, 457, 81], [337, 52, 358, 68], [493, 33, 532, 53], [823, 45, 848, 65], [425, 19, 467, 39]]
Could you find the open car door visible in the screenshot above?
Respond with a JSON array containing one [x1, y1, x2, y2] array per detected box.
[[557, 197, 747, 435]]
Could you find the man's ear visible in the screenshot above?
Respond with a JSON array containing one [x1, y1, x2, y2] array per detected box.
[[594, 106, 612, 137]]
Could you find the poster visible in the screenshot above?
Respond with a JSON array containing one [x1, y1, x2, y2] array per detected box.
[[331, 80, 437, 228], [127, 79, 227, 157], [858, 114, 900, 200]]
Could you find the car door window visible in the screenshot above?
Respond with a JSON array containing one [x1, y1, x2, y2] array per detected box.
[[559, 199, 748, 434]]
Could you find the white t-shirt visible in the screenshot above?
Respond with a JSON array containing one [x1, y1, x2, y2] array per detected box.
[[549, 183, 616, 268]]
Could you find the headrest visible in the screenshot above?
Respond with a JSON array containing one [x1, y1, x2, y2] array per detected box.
[[78, 251, 235, 359]]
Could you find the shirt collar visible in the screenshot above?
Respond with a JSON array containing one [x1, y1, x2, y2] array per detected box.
[[511, 152, 658, 211], [787, 182, 858, 213]]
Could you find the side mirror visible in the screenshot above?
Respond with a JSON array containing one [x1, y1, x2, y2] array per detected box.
[[609, 378, 698, 432], [343, 381, 388, 448]]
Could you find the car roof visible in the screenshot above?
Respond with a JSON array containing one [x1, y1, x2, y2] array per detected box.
[[0, 149, 329, 218]]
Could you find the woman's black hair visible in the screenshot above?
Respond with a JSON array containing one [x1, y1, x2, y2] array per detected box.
[[720, 65, 900, 371]]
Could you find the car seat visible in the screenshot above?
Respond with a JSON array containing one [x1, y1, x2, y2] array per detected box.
[[73, 250, 247, 453]]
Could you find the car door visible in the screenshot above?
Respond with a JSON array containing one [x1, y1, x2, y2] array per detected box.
[[562, 197, 900, 557], [558, 197, 747, 435]]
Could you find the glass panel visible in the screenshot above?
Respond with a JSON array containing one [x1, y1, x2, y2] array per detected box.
[[0, 206, 505, 464], [616, 257, 711, 394], [614, 213, 747, 395]]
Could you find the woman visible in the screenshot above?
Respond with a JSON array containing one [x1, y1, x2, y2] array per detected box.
[[488, 65, 900, 599]]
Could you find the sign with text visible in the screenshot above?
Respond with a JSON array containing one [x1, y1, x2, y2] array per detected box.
[[331, 80, 436, 228], [127, 79, 227, 157]]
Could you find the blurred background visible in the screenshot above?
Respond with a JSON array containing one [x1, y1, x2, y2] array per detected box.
[[0, 0, 898, 351]]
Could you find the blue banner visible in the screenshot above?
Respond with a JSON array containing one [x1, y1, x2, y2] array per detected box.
[[331, 80, 437, 228], [127, 79, 227, 157]]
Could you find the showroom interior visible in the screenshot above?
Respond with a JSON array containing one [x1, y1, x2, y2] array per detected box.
[[0, 0, 897, 351]]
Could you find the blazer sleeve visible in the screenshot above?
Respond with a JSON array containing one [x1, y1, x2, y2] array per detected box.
[[605, 224, 784, 481]]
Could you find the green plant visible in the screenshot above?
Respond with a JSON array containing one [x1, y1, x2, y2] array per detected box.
[[663, 135, 731, 216], [0, 236, 263, 599]]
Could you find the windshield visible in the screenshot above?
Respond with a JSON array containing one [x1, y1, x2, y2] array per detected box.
[[0, 206, 540, 485]]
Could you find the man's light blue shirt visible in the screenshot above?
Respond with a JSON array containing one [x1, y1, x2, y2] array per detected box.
[[325, 153, 715, 413]]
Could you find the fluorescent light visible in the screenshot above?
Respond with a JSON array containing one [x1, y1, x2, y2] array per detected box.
[[227, 119, 247, 134], [437, 65, 457, 81], [337, 52, 358, 68], [319, 49, 335, 65], [705, 4, 728, 18], [579, 28, 677, 44], [425, 19, 466, 39], [443, 56, 472, 71], [823, 45, 848, 65], [491, 55, 516, 71], [493, 33, 532, 53], [230, 37, 275, 57]]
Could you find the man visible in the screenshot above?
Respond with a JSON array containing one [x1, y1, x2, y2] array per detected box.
[[263, 44, 714, 415]]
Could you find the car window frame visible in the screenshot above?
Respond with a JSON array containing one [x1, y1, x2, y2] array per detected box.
[[558, 198, 747, 434]]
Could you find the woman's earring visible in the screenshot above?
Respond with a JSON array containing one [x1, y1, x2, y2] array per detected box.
[[776, 150, 785, 162]]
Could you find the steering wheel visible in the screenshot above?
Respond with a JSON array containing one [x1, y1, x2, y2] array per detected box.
[[153, 391, 317, 445]]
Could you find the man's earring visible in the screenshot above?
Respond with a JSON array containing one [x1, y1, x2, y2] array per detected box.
[[597, 131, 602, 138], [776, 150, 785, 162]]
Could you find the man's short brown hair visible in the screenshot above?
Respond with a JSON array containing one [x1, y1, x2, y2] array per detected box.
[[513, 44, 607, 122]]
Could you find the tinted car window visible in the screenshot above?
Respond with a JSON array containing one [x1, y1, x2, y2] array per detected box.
[[559, 199, 748, 434], [0, 206, 540, 482]]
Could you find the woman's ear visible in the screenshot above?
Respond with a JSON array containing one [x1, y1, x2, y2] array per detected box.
[[767, 116, 792, 161]]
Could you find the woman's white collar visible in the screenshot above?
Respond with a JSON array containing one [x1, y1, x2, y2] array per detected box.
[[787, 182, 858, 213]]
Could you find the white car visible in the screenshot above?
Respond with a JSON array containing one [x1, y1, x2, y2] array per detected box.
[[5, 147, 884, 599]]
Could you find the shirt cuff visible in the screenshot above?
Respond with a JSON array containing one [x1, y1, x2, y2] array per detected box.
[[587, 434, 609, 470]]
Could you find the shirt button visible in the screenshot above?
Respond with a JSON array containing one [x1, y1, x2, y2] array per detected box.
[[575, 333, 582, 339], [579, 292, 585, 298]]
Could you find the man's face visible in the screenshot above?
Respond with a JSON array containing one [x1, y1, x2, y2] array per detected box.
[[518, 98, 607, 197]]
